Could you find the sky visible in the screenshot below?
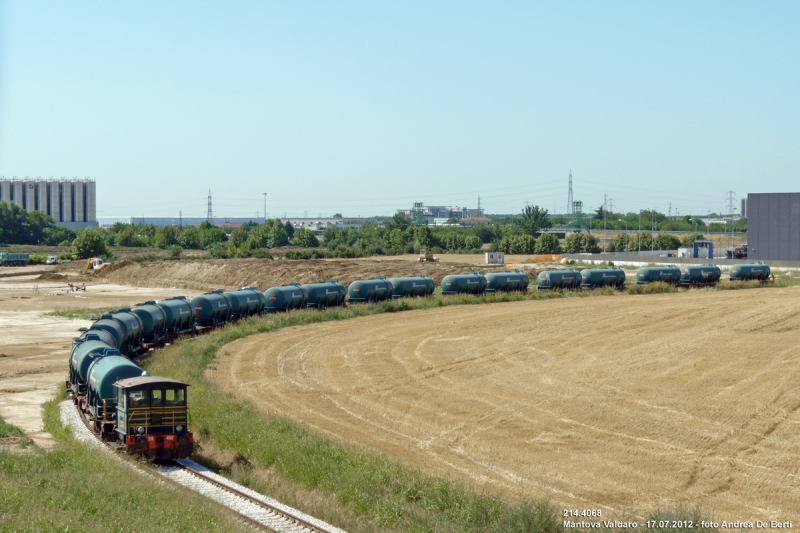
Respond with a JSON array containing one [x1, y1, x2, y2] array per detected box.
[[0, 2, 798, 219]]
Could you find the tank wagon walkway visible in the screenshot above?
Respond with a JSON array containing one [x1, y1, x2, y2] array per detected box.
[[209, 288, 800, 521]]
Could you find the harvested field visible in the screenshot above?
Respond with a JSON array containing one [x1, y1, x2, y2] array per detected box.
[[96, 258, 512, 292], [209, 287, 800, 521]]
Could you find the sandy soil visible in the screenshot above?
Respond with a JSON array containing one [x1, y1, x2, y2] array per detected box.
[[96, 257, 512, 292], [0, 277, 198, 447], [209, 287, 800, 521]]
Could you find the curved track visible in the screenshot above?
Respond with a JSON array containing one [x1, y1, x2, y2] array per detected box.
[[60, 401, 345, 533], [209, 287, 800, 521]]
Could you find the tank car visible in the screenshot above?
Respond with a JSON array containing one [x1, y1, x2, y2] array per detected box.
[[484, 270, 529, 292], [68, 335, 116, 397], [347, 277, 393, 303], [441, 272, 487, 295], [87, 310, 144, 356], [265, 283, 308, 312], [679, 264, 721, 286], [580, 267, 626, 289], [388, 275, 436, 298], [157, 296, 195, 338], [302, 280, 346, 309], [535, 269, 582, 290], [635, 265, 681, 284], [190, 290, 232, 327], [85, 353, 143, 436], [729, 262, 771, 281], [223, 287, 266, 320], [131, 302, 167, 344]]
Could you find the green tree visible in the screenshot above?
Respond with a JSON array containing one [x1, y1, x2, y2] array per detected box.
[[464, 235, 483, 250], [229, 227, 249, 248], [291, 228, 320, 248], [389, 212, 412, 231], [415, 226, 432, 248], [177, 226, 201, 249], [73, 229, 109, 259], [283, 221, 295, 239], [534, 233, 561, 254], [153, 226, 180, 248], [562, 232, 600, 253], [519, 205, 552, 236], [198, 221, 227, 249], [594, 205, 605, 221], [510, 234, 536, 254], [42, 225, 77, 246], [680, 233, 705, 247], [654, 234, 680, 250], [166, 245, 183, 260], [26, 211, 55, 244], [0, 201, 29, 244]]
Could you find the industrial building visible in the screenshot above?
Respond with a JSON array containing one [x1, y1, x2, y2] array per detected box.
[[398, 204, 485, 225], [747, 192, 800, 261], [0, 177, 97, 229]]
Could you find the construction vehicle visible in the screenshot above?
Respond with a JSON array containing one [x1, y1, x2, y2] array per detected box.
[[46, 256, 59, 265], [726, 244, 747, 259], [418, 249, 438, 262], [84, 258, 105, 271]]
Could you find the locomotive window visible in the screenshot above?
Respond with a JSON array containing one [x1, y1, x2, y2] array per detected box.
[[165, 388, 185, 406], [128, 390, 149, 407], [151, 389, 163, 407]]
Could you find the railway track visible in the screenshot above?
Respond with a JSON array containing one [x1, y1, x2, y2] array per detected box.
[[60, 401, 346, 533]]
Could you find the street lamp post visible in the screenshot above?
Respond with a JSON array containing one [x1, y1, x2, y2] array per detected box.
[[263, 193, 268, 223], [619, 218, 627, 251], [638, 210, 642, 253]]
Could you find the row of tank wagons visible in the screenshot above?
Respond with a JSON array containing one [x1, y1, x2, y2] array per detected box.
[[633, 262, 772, 285]]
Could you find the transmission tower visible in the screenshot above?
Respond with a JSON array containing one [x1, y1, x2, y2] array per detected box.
[[726, 190, 736, 216], [207, 190, 213, 221], [567, 170, 573, 215]]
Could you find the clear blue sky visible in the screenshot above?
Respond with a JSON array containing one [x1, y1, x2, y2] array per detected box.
[[1, 2, 797, 218]]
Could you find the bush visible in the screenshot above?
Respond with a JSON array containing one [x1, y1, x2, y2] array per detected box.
[[292, 228, 320, 248], [28, 254, 46, 265], [534, 233, 561, 254], [166, 245, 183, 260], [72, 229, 109, 259], [562, 232, 600, 253], [284, 249, 328, 260], [206, 242, 229, 259]]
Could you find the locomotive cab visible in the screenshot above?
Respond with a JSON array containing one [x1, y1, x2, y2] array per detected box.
[[114, 376, 194, 460]]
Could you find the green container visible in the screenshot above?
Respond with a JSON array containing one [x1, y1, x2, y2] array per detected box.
[[190, 291, 232, 326], [441, 272, 487, 295], [86, 354, 142, 417], [70, 336, 115, 395], [730, 262, 771, 281], [536, 269, 582, 290], [265, 283, 308, 312], [110, 310, 144, 355], [348, 277, 393, 303], [679, 264, 721, 285], [580, 267, 626, 288], [0, 252, 29, 266], [388, 275, 435, 298], [156, 297, 194, 336], [303, 280, 346, 308], [635, 265, 681, 284], [484, 270, 529, 292], [131, 303, 167, 344], [224, 288, 266, 319]]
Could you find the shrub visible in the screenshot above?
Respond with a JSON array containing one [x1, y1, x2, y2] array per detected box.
[[28, 254, 46, 265], [166, 245, 183, 260], [72, 229, 109, 259], [534, 233, 561, 254]]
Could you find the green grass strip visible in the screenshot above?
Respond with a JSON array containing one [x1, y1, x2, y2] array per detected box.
[[0, 387, 251, 533], [43, 307, 122, 321], [0, 415, 24, 439]]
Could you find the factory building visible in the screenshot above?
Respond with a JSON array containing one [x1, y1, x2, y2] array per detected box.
[[0, 177, 97, 229], [747, 192, 800, 261]]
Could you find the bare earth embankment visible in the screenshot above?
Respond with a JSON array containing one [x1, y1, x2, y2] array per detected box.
[[96, 257, 511, 291], [209, 287, 800, 521]]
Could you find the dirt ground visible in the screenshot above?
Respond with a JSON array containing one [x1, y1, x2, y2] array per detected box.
[[94, 257, 512, 292], [209, 287, 800, 521], [0, 274, 197, 447]]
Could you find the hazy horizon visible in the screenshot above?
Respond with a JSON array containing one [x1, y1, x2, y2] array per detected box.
[[1, 2, 797, 219]]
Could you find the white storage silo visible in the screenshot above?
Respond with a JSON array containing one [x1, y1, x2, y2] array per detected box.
[[73, 178, 85, 222], [48, 179, 61, 222], [61, 178, 73, 222], [0, 179, 9, 203], [36, 180, 48, 213], [11, 179, 24, 209], [24, 179, 36, 212], [84, 179, 96, 222]]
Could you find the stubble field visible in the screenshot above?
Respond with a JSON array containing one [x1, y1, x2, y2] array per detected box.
[[209, 286, 800, 521]]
